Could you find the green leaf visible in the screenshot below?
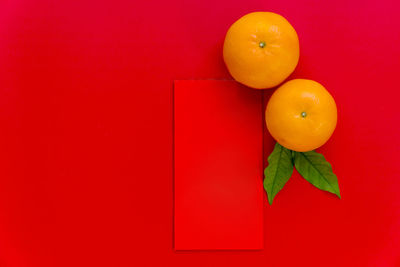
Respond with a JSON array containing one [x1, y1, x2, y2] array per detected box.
[[264, 143, 294, 205], [294, 151, 341, 198]]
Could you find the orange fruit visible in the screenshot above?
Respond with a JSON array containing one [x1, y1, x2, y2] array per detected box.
[[223, 12, 299, 89], [265, 79, 337, 152]]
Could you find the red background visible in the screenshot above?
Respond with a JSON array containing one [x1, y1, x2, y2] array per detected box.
[[1, 0, 400, 266]]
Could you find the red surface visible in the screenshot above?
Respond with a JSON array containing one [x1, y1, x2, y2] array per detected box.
[[174, 80, 263, 250], [0, 0, 400, 266]]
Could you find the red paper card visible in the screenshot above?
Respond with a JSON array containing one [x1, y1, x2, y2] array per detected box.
[[174, 80, 264, 250]]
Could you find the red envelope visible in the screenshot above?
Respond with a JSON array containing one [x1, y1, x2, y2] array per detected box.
[[174, 80, 264, 250]]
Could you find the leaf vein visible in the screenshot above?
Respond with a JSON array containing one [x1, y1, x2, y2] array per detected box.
[[300, 152, 336, 192]]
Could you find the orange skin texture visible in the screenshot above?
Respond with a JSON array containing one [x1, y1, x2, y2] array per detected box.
[[265, 79, 337, 152], [223, 12, 300, 89]]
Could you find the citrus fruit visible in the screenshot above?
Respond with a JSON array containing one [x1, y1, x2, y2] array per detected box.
[[223, 12, 300, 89], [265, 79, 337, 152]]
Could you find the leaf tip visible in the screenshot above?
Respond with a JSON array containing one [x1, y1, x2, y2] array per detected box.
[[267, 195, 274, 205], [334, 185, 341, 199]]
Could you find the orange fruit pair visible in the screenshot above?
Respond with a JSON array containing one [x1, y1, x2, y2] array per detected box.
[[223, 12, 337, 152]]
